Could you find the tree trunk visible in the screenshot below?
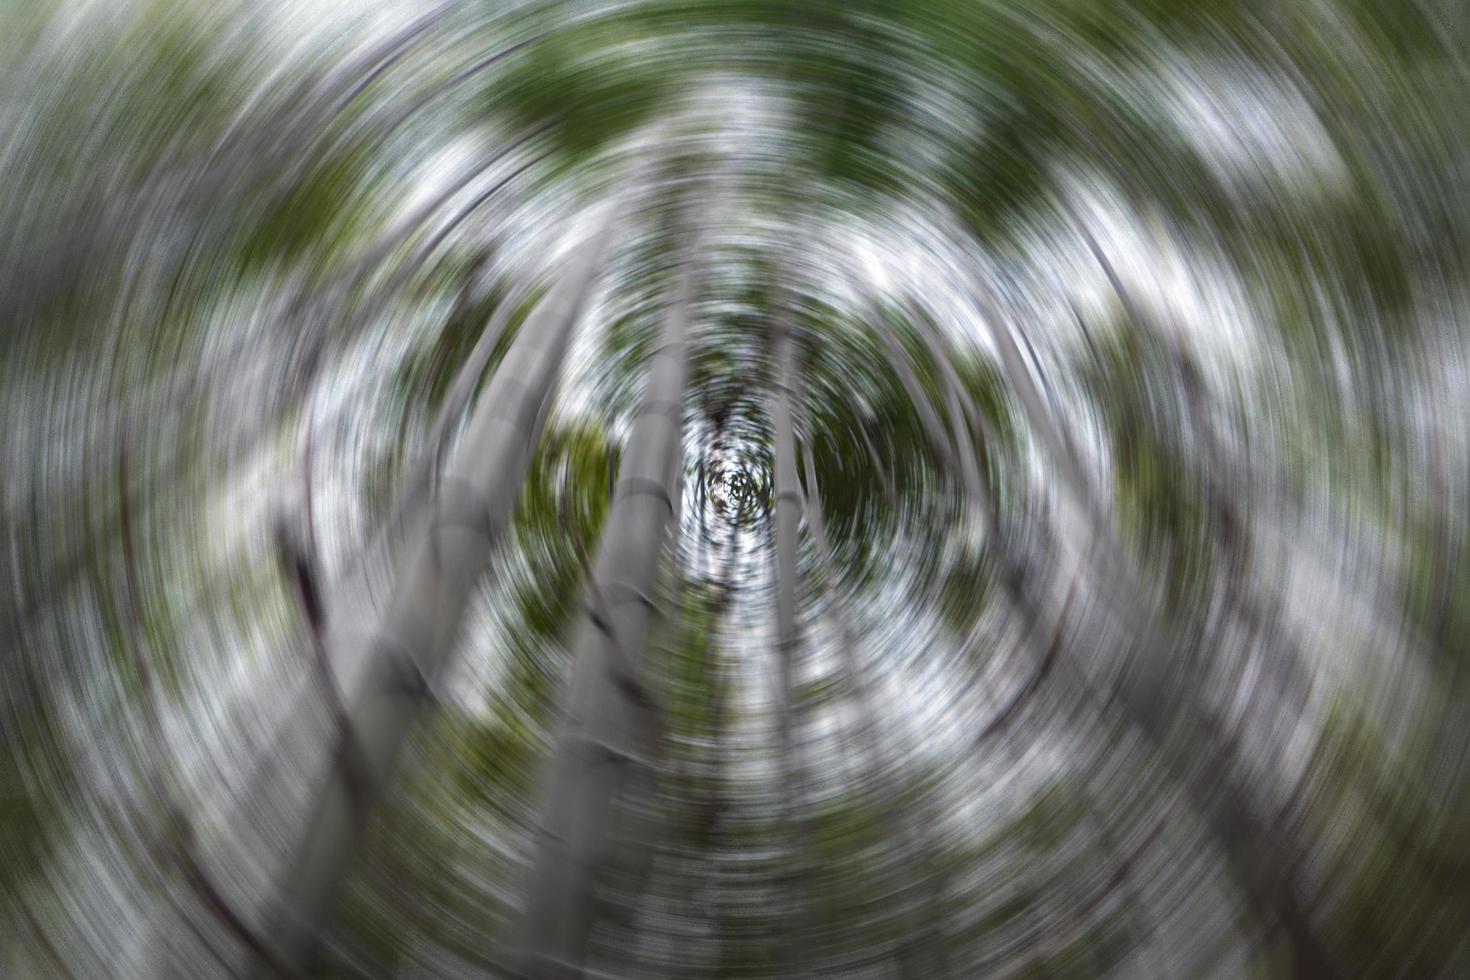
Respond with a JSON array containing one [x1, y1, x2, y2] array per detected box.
[[799, 442, 948, 977], [522, 265, 693, 978], [260, 219, 614, 974], [869, 307, 1334, 975], [965, 290, 1338, 978], [765, 324, 815, 976]]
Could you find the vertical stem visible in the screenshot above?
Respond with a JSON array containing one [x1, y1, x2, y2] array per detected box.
[[968, 282, 1337, 977], [523, 263, 694, 977], [767, 324, 810, 975], [262, 217, 614, 974], [800, 441, 948, 976]]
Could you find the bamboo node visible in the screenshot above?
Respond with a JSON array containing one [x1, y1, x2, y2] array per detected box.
[[612, 476, 675, 513], [632, 397, 684, 422], [375, 635, 437, 704]]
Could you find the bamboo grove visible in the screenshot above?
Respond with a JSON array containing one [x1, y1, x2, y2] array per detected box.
[[3, 0, 1470, 977]]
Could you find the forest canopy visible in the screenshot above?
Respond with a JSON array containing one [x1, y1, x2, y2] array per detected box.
[[2, 0, 1468, 976]]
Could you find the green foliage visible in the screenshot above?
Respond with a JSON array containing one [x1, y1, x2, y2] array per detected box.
[[890, 0, 1203, 239], [492, 8, 677, 163], [664, 584, 722, 734], [393, 270, 545, 434], [458, 707, 542, 808], [511, 419, 618, 644], [1338, 0, 1452, 62], [1307, 698, 1470, 975], [1013, 782, 1085, 853], [937, 555, 992, 639], [954, 353, 1015, 454], [781, 1, 914, 193], [89, 0, 256, 176], [0, 742, 48, 905], [1013, 923, 1124, 980], [0, 673, 74, 936], [236, 143, 379, 273], [1081, 323, 1212, 610], [808, 788, 890, 934], [1114, 428, 1209, 610], [1401, 511, 1470, 682], [793, 672, 845, 712], [800, 305, 998, 597]]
